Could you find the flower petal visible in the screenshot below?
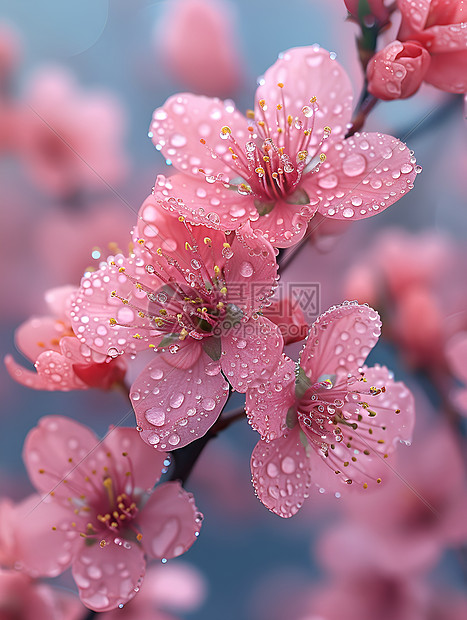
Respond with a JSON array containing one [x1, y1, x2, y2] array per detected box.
[[224, 222, 278, 315], [221, 316, 283, 392], [23, 416, 104, 501], [249, 197, 318, 248], [5, 350, 86, 391], [251, 427, 311, 518], [72, 540, 145, 611], [149, 93, 249, 180], [102, 427, 168, 491], [308, 132, 418, 221], [246, 354, 296, 441], [14, 316, 65, 361], [15, 494, 81, 578], [139, 481, 202, 560], [153, 172, 255, 231], [255, 46, 353, 148], [424, 49, 467, 93], [132, 347, 229, 450], [299, 302, 382, 382], [71, 254, 164, 356]]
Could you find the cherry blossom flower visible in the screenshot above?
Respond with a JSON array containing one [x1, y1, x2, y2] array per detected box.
[[247, 302, 415, 518], [367, 40, 431, 100], [18, 66, 127, 197], [344, 0, 391, 23], [446, 332, 467, 415], [341, 423, 467, 571], [71, 197, 283, 450], [396, 0, 467, 93], [149, 45, 419, 248], [156, 0, 244, 97], [0, 570, 85, 620], [5, 285, 126, 391], [20, 416, 202, 611]]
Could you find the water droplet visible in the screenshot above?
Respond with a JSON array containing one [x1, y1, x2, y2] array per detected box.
[[239, 261, 254, 278], [145, 408, 166, 426], [342, 154, 366, 177]]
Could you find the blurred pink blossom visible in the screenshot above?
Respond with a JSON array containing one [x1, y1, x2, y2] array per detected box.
[[0, 22, 21, 88], [0, 570, 85, 620], [101, 563, 206, 620], [71, 198, 282, 451], [5, 285, 126, 391], [446, 332, 467, 415], [265, 296, 309, 345], [344, 0, 391, 23], [150, 45, 418, 247], [247, 302, 415, 517], [341, 424, 467, 571], [396, 0, 467, 93], [20, 416, 202, 611], [367, 40, 431, 99], [156, 0, 244, 97], [18, 66, 127, 197]]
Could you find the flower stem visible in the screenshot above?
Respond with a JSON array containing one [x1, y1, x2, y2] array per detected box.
[[168, 405, 245, 485]]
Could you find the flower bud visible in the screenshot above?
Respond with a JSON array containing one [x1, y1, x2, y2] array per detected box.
[[367, 40, 431, 100], [344, 0, 390, 23]]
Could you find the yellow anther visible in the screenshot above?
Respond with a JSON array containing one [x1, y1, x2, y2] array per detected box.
[[149, 343, 156, 348], [319, 153, 326, 162], [52, 526, 57, 531], [297, 150, 308, 161], [38, 468, 45, 474], [178, 216, 185, 222], [324, 126, 332, 134], [277, 82, 284, 88], [287, 115, 293, 126], [109, 318, 117, 325], [159, 309, 167, 315], [135, 283, 142, 290], [136, 533, 143, 541], [310, 96, 317, 103], [221, 125, 232, 136], [156, 248, 163, 256], [138, 312, 145, 318], [217, 302, 224, 309], [204, 237, 212, 245], [118, 267, 125, 273], [220, 287, 227, 295], [263, 156, 270, 163], [137, 238, 145, 245], [37, 341, 45, 348], [246, 109, 255, 119], [276, 104, 283, 110], [259, 99, 266, 108], [223, 242, 231, 248], [377, 478, 382, 484], [214, 265, 220, 274], [110, 291, 117, 297], [200, 138, 206, 144], [363, 483, 368, 489], [133, 334, 142, 339]]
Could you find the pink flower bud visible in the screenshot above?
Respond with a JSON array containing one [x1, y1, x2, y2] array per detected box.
[[367, 40, 431, 100], [344, 0, 390, 23]]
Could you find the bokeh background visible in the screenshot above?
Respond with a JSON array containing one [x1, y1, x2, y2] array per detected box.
[[1, 1, 466, 619]]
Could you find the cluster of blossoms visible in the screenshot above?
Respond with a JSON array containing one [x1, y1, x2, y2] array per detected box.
[[4, 42, 421, 612]]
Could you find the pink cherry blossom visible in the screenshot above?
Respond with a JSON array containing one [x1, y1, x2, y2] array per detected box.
[[149, 45, 419, 248], [0, 570, 86, 620], [18, 66, 127, 197], [20, 416, 202, 611], [156, 0, 244, 97], [367, 40, 431, 99], [397, 0, 467, 93], [5, 285, 126, 391], [247, 302, 415, 518], [264, 296, 309, 345], [344, 0, 392, 23], [71, 197, 283, 450], [446, 332, 467, 415], [341, 423, 467, 572]]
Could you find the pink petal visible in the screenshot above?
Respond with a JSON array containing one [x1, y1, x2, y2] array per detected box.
[[14, 316, 66, 361], [221, 316, 283, 392], [5, 351, 85, 391], [157, 0, 243, 97], [424, 49, 467, 93], [149, 93, 249, 180], [62, 337, 126, 390], [132, 347, 229, 450], [308, 132, 418, 221], [398, 0, 431, 34], [249, 197, 318, 248], [71, 254, 164, 357], [250, 426, 312, 518], [44, 285, 77, 319], [23, 416, 104, 501], [153, 172, 255, 231], [133, 196, 227, 282], [255, 46, 353, 148], [300, 302, 382, 382], [72, 540, 145, 611], [102, 427, 168, 491], [246, 354, 296, 441], [0, 572, 58, 620], [139, 481, 202, 560], [422, 23, 467, 54], [15, 494, 81, 578], [223, 222, 278, 314]]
